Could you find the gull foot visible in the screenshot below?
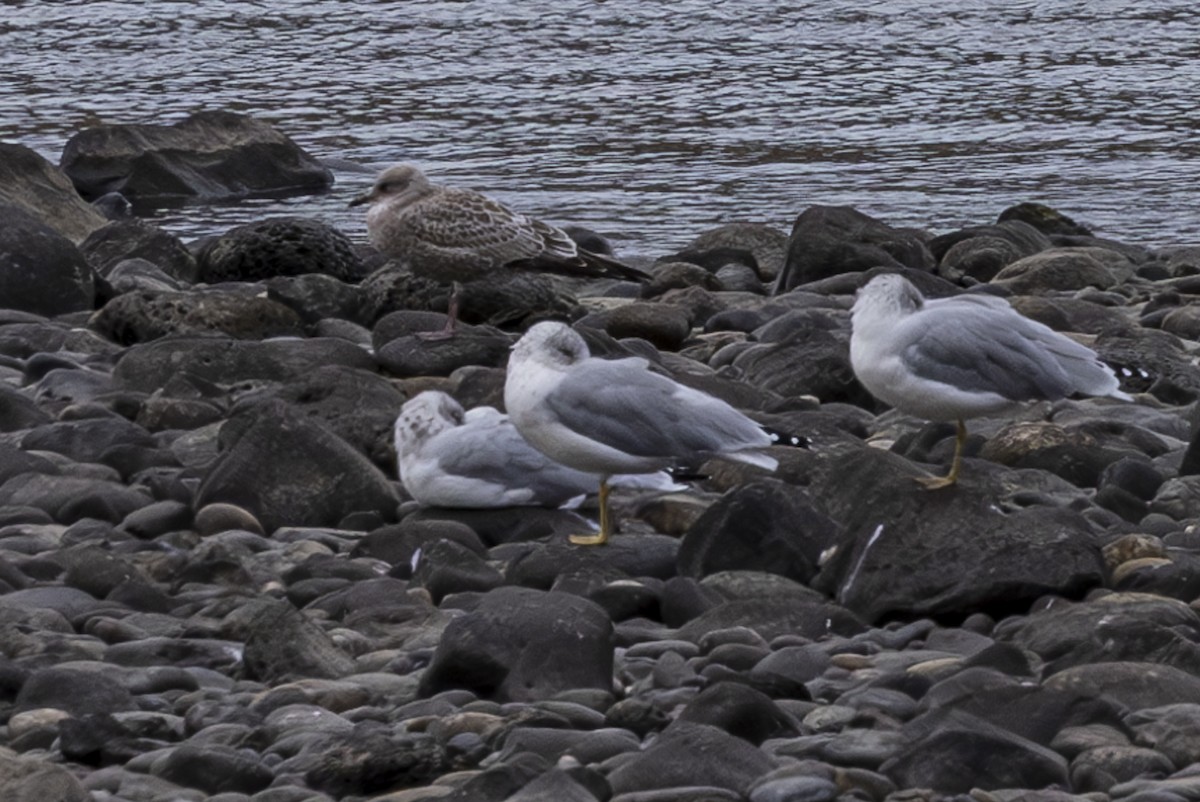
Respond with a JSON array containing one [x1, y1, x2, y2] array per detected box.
[[915, 474, 958, 490], [569, 532, 609, 546]]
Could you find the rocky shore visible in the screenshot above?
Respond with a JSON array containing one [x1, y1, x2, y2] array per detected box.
[[4, 112, 1200, 802]]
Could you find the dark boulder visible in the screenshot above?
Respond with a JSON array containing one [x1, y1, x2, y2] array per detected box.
[[90, 288, 305, 344], [194, 216, 365, 283], [194, 400, 400, 533], [60, 110, 332, 206], [0, 203, 95, 315], [0, 143, 107, 243], [774, 205, 934, 293], [79, 219, 198, 281]]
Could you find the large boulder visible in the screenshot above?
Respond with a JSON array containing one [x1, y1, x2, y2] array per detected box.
[[810, 447, 1108, 623], [774, 205, 934, 293], [90, 288, 306, 345], [194, 401, 400, 532], [194, 217, 366, 283], [0, 143, 107, 243], [419, 586, 613, 702], [0, 204, 95, 315], [60, 110, 332, 206]]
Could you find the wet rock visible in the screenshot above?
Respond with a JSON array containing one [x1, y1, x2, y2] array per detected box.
[[234, 364, 405, 468], [0, 203, 95, 315], [240, 599, 357, 682], [641, 262, 724, 299], [112, 335, 377, 393], [679, 222, 789, 280], [882, 708, 1068, 793], [14, 666, 137, 716], [91, 288, 306, 344], [578, 302, 692, 350], [810, 448, 1107, 623], [678, 480, 838, 584], [775, 205, 934, 293], [195, 216, 365, 283], [266, 273, 373, 325], [0, 750, 90, 802], [0, 143, 106, 244], [60, 110, 332, 206], [998, 201, 1094, 237], [992, 248, 1124, 293], [195, 401, 400, 533], [375, 320, 512, 377], [79, 219, 198, 281], [419, 586, 613, 702], [607, 721, 777, 796], [676, 681, 797, 745], [1045, 662, 1200, 711], [933, 220, 1052, 283], [152, 743, 274, 795]]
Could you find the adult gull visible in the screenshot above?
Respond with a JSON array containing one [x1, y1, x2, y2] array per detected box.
[[849, 273, 1131, 488], [395, 390, 679, 509], [505, 321, 777, 545]]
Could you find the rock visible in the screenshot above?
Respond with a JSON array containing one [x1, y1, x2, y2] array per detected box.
[[992, 248, 1124, 293], [1045, 662, 1200, 711], [21, 416, 156, 464], [0, 203, 95, 315], [1070, 744, 1175, 792], [676, 681, 797, 745], [231, 364, 405, 468], [882, 709, 1069, 793], [678, 222, 790, 281], [0, 142, 107, 243], [266, 273, 373, 325], [810, 448, 1107, 623], [13, 667, 137, 716], [112, 335, 377, 393], [930, 220, 1052, 282], [607, 721, 776, 796], [90, 288, 306, 344], [195, 401, 400, 533], [412, 538, 505, 602], [0, 387, 54, 432], [504, 534, 680, 587], [194, 216, 365, 283], [678, 480, 838, 584], [419, 586, 613, 702], [376, 324, 512, 377], [0, 473, 154, 524], [152, 743, 274, 795], [60, 110, 332, 206], [998, 202, 1094, 237], [995, 593, 1200, 675], [774, 205, 934, 293], [1128, 704, 1200, 769], [577, 302, 692, 350], [641, 262, 725, 299], [303, 727, 445, 795], [239, 599, 356, 682], [676, 595, 864, 644], [504, 767, 605, 802], [79, 219, 198, 281], [0, 749, 90, 802]]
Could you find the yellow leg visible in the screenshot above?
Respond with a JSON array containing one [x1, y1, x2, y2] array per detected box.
[[570, 477, 612, 546], [916, 419, 966, 490]]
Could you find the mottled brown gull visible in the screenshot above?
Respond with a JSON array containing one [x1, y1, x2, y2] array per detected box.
[[849, 273, 1131, 489], [349, 164, 647, 331], [504, 321, 777, 546]]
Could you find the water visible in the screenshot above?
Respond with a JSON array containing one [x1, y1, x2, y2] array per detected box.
[[3, 0, 1199, 258]]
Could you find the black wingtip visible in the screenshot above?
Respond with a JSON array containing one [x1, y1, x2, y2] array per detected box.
[[763, 426, 811, 449]]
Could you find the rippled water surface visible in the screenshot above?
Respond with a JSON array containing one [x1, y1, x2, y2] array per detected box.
[[3, 0, 1199, 256]]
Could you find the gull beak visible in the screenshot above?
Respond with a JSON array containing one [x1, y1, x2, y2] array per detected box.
[[348, 190, 374, 208]]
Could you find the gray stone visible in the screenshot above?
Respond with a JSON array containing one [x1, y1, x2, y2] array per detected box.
[[0, 142, 106, 243]]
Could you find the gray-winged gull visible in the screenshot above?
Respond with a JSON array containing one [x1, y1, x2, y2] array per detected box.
[[395, 390, 680, 509], [849, 273, 1131, 488], [504, 321, 778, 545], [349, 164, 647, 333]]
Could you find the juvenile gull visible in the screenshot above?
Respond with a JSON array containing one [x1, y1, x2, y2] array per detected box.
[[505, 321, 778, 545], [349, 164, 647, 331], [395, 390, 680, 509], [849, 273, 1131, 489]]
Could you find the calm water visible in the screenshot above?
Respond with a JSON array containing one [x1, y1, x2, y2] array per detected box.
[[2, 1, 1199, 257]]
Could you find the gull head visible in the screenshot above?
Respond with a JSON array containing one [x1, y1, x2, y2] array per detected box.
[[394, 391, 465, 456], [852, 273, 925, 324], [510, 321, 590, 370], [349, 163, 433, 209]]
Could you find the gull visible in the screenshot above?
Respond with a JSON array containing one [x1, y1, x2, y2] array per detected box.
[[504, 322, 777, 545], [349, 164, 647, 333], [395, 391, 680, 509], [849, 273, 1131, 489]]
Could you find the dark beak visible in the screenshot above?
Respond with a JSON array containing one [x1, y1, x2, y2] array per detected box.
[[348, 191, 373, 208]]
